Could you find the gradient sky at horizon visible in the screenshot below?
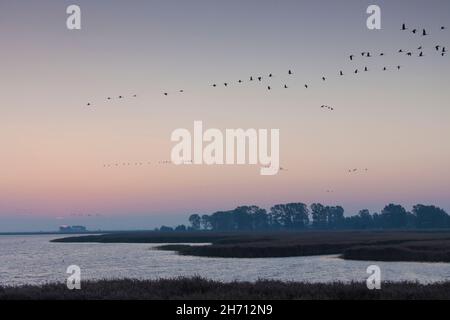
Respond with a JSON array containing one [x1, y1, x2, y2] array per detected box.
[[1, 0, 449, 231]]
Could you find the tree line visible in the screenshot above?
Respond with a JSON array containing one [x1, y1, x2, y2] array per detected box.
[[156, 203, 450, 232]]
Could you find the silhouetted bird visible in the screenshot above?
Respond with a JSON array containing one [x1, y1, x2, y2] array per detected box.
[[269, 73, 273, 77], [304, 84, 308, 89], [419, 52, 424, 57], [212, 84, 217, 87], [258, 76, 262, 81], [179, 90, 184, 93], [339, 71, 344, 76], [441, 26, 446, 30], [322, 77, 326, 81], [398, 49, 403, 53], [87, 103, 91, 106], [118, 96, 123, 99], [407, 52, 412, 56], [401, 23, 407, 30], [250, 76, 253, 81], [238, 80, 242, 83], [380, 53, 384, 56], [288, 70, 293, 75], [364, 66, 368, 72], [397, 65, 401, 70], [422, 29, 428, 36], [443, 47, 447, 53], [284, 84, 288, 89], [354, 69, 358, 74], [133, 94, 137, 97], [107, 97, 111, 100], [361, 52, 366, 56], [267, 86, 271, 90], [418, 46, 422, 50], [350, 55, 354, 61], [367, 52, 371, 57], [412, 29, 417, 34], [224, 83, 228, 87], [383, 67, 387, 71], [164, 92, 168, 96], [436, 45, 441, 51]]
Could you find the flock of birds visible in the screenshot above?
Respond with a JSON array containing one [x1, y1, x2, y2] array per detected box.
[[348, 168, 369, 174], [94, 23, 447, 183], [86, 23, 447, 115], [103, 160, 174, 167], [103, 160, 289, 172]]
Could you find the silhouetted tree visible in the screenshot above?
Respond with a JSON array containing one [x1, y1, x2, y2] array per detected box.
[[269, 203, 309, 229], [201, 214, 211, 230], [188, 214, 201, 230], [177, 202, 450, 232], [380, 204, 409, 229], [413, 204, 449, 229], [326, 206, 345, 229], [311, 203, 328, 229], [159, 226, 174, 232], [175, 224, 187, 232]]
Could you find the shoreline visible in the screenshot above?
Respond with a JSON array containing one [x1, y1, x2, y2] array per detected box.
[[51, 230, 450, 262], [1, 277, 450, 300]]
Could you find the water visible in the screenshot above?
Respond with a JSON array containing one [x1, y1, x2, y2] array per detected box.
[[1, 235, 449, 286]]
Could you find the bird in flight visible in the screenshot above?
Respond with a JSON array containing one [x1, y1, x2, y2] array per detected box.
[[419, 52, 424, 57], [258, 77, 262, 81], [322, 76, 326, 81], [304, 84, 308, 89], [267, 86, 271, 90], [412, 29, 417, 34], [441, 26, 446, 30], [354, 69, 358, 74], [349, 55, 354, 61]]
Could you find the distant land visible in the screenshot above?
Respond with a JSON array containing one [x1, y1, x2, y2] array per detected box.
[[52, 230, 450, 263]]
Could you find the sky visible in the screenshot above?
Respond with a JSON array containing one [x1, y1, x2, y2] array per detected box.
[[0, 0, 449, 231]]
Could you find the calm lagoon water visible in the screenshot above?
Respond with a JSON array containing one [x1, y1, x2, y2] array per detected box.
[[1, 235, 449, 286]]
